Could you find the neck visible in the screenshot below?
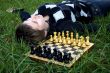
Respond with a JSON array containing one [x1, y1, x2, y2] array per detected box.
[[44, 30, 48, 37]]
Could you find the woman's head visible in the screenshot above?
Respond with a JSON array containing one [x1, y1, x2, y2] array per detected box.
[[15, 15, 49, 43], [16, 24, 46, 43], [23, 15, 49, 31]]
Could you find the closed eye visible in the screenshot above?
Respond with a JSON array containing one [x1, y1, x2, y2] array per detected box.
[[32, 21, 38, 24], [45, 20, 49, 24]]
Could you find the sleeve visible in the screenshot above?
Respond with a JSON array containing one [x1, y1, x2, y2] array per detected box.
[[38, 3, 50, 16], [31, 3, 52, 16], [37, 3, 57, 16]]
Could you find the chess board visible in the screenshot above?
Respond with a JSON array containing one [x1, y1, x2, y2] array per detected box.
[[28, 31, 94, 67]]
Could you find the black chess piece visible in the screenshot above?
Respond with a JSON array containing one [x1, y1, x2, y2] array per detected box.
[[42, 45, 48, 58], [42, 45, 53, 59], [47, 47, 53, 59], [35, 46, 43, 57], [30, 44, 36, 55], [63, 52, 71, 63], [53, 48, 58, 60], [30, 48, 36, 55], [56, 50, 63, 62], [68, 53, 73, 61]]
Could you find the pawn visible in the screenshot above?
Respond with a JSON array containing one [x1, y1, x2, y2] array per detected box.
[[62, 37, 66, 45], [78, 39, 81, 47], [82, 40, 86, 48], [72, 39, 76, 46], [58, 36, 62, 43], [86, 36, 90, 46], [57, 32, 61, 41], [53, 32, 57, 41], [62, 31, 65, 38], [49, 35, 53, 42], [80, 36, 84, 44], [58, 32, 61, 38], [67, 37, 71, 44], [55, 36, 58, 43], [54, 32, 57, 36], [70, 32, 74, 43], [70, 32, 73, 38]]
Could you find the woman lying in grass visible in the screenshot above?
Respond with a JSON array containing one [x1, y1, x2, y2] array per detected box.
[[15, 0, 110, 44]]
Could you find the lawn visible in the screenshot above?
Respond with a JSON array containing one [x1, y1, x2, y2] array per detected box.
[[0, 0, 110, 73]]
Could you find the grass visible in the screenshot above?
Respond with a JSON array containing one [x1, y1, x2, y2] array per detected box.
[[0, 0, 110, 73]]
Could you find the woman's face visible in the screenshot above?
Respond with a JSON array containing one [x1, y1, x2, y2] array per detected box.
[[23, 15, 49, 31], [23, 15, 49, 37]]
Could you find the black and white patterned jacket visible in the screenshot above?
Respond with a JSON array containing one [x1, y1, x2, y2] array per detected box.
[[33, 0, 93, 34]]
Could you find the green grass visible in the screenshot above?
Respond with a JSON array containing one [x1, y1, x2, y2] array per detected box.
[[0, 0, 110, 73]]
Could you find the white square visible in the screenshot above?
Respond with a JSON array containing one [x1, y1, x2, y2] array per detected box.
[[53, 10, 64, 22]]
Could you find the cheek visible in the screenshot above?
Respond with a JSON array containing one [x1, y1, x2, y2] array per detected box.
[[37, 18, 45, 25], [31, 23, 39, 29]]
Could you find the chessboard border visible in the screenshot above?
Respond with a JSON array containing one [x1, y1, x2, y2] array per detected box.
[[27, 43, 94, 68]]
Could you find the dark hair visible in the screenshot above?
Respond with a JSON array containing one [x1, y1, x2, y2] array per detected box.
[[15, 24, 45, 43]]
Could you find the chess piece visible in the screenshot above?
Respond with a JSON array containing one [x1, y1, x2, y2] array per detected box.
[[72, 39, 76, 46], [80, 36, 84, 44], [53, 32, 58, 43], [58, 32, 61, 38], [86, 36, 90, 46], [62, 37, 66, 45], [67, 37, 71, 44], [66, 31, 69, 42], [70, 32, 74, 43], [43, 46, 52, 59], [47, 47, 53, 59], [53, 48, 58, 60], [30, 47, 36, 55], [54, 36, 58, 43], [53, 32, 57, 41], [76, 33, 79, 44], [42, 46, 47, 58], [62, 31, 65, 38], [63, 52, 71, 63], [58, 36, 62, 43], [56, 50, 63, 62], [66, 31, 69, 38], [82, 40, 86, 48], [49, 35, 53, 42], [78, 39, 81, 47], [35, 46, 43, 57], [58, 32, 62, 43]]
